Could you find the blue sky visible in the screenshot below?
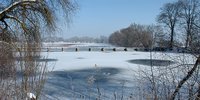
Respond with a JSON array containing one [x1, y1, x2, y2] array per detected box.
[[58, 0, 175, 38]]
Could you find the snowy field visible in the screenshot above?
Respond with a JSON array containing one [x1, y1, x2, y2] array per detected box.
[[41, 43, 196, 100]]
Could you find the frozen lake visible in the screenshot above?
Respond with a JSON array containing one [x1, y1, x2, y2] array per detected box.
[[41, 43, 195, 100]]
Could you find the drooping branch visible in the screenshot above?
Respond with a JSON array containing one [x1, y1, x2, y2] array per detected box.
[[5, 14, 22, 23], [0, 0, 38, 18], [0, 0, 40, 34]]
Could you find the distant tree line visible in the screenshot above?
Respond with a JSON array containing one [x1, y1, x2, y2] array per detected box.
[[43, 36, 108, 43], [109, 23, 180, 49], [109, 0, 200, 52], [109, 24, 154, 48]]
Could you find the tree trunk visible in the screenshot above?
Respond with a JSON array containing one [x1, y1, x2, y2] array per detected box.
[[170, 28, 174, 49], [195, 83, 200, 100], [170, 56, 200, 100], [185, 33, 189, 49]]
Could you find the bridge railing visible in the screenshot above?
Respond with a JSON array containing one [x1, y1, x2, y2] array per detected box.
[[39, 47, 139, 52]]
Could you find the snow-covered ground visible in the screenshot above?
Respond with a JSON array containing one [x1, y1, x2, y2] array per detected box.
[[41, 43, 196, 100]]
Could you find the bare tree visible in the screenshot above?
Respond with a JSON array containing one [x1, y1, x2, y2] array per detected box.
[[109, 31, 125, 46], [157, 1, 181, 49], [109, 23, 154, 48], [152, 25, 170, 48], [178, 0, 200, 49], [0, 0, 76, 99]]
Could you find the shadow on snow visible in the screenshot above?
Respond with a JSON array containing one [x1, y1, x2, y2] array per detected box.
[[43, 67, 135, 100]]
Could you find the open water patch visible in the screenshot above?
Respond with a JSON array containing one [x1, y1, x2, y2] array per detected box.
[[15, 56, 58, 62], [127, 59, 176, 66]]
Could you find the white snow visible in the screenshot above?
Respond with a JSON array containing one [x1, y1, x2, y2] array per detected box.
[[41, 43, 196, 100], [46, 51, 195, 71], [26, 92, 36, 100]]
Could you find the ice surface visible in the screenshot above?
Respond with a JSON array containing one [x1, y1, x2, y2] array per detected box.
[[41, 43, 196, 100]]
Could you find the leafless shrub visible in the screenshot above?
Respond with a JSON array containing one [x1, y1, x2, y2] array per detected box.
[[0, 42, 15, 79], [133, 51, 200, 100]]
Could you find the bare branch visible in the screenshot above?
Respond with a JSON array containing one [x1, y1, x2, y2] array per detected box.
[[0, 0, 38, 19], [170, 56, 200, 100]]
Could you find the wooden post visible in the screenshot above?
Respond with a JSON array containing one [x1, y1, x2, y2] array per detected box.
[[75, 48, 78, 52], [101, 48, 104, 51], [113, 48, 116, 51], [89, 48, 91, 51], [124, 48, 127, 51], [61, 48, 64, 52]]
